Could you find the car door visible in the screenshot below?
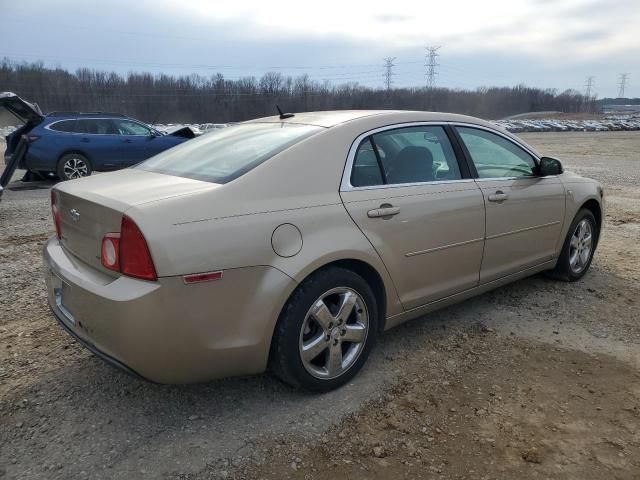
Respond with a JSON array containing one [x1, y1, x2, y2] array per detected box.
[[454, 125, 566, 284], [112, 119, 155, 166], [340, 124, 486, 311], [76, 118, 120, 170]]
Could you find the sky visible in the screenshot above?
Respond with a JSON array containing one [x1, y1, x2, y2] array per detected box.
[[1, 0, 639, 98]]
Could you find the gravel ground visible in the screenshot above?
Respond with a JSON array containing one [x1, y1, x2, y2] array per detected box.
[[0, 132, 639, 479]]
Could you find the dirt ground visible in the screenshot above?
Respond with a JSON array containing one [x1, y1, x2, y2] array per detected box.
[[0, 131, 639, 479]]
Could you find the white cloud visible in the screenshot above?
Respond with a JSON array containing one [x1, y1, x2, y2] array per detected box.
[[155, 0, 640, 63], [2, 0, 638, 96]]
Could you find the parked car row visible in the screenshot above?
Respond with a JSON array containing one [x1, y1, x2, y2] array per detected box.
[[492, 116, 640, 133]]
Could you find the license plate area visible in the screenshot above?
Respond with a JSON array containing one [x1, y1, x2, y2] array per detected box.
[[51, 272, 76, 325]]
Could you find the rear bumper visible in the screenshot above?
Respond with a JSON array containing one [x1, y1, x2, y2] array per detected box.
[[50, 304, 149, 380], [43, 236, 297, 383]]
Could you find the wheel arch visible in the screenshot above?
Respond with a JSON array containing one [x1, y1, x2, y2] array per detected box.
[[580, 198, 602, 234], [271, 257, 390, 347], [319, 258, 387, 332]]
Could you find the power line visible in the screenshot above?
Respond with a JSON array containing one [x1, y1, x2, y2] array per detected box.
[[425, 46, 441, 89], [0, 51, 394, 73], [618, 73, 630, 97], [383, 57, 396, 91]]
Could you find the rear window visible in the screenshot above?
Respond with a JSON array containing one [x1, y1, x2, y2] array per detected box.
[[136, 123, 323, 184], [48, 120, 77, 133]]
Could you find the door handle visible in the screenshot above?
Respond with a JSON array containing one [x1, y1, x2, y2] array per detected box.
[[122, 139, 132, 143], [80, 137, 90, 143], [367, 204, 400, 218], [488, 191, 508, 203]]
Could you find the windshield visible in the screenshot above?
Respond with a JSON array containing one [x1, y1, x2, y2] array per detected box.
[[136, 122, 323, 183]]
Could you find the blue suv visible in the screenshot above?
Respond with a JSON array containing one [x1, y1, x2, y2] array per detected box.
[[1, 92, 192, 182]]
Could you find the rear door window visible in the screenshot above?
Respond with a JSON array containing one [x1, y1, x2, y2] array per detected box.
[[349, 125, 462, 187], [351, 139, 384, 187]]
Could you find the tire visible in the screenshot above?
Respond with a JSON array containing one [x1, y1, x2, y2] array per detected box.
[[269, 267, 379, 392], [56, 153, 92, 181], [549, 208, 598, 281]]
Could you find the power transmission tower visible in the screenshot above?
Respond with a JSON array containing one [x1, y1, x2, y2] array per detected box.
[[425, 46, 441, 89], [583, 76, 596, 113], [383, 57, 396, 91], [584, 76, 595, 97], [618, 73, 629, 97]]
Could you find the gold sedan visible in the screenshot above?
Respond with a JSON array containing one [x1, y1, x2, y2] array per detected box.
[[44, 110, 604, 391]]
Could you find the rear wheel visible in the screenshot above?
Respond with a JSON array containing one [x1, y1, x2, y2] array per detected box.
[[57, 153, 92, 180], [549, 208, 598, 281], [270, 267, 379, 392]]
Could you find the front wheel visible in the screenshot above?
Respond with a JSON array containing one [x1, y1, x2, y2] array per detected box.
[[57, 153, 92, 181], [269, 267, 379, 392], [550, 208, 598, 281]]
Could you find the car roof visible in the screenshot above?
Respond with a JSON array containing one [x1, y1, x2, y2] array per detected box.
[[46, 112, 129, 118], [247, 109, 499, 129], [247, 109, 538, 160]]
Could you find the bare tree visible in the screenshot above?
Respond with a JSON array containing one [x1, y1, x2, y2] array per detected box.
[[0, 58, 593, 123]]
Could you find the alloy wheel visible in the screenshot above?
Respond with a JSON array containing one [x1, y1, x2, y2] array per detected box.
[[63, 157, 89, 179], [298, 287, 369, 380], [569, 218, 593, 274]]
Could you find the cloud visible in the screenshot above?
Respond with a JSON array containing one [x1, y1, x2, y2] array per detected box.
[[0, 0, 638, 97], [373, 14, 412, 23]]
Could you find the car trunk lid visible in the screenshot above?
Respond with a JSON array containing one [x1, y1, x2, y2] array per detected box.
[[0, 93, 45, 197], [56, 190, 124, 275], [0, 92, 44, 124], [54, 169, 219, 273]]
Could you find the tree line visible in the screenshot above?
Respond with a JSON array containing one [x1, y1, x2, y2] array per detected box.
[[0, 58, 594, 123]]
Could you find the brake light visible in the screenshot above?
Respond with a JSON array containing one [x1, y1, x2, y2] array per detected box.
[[100, 216, 157, 281], [120, 216, 157, 281], [50, 190, 61, 239]]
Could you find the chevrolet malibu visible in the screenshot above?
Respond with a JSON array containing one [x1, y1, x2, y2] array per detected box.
[[45, 110, 604, 391]]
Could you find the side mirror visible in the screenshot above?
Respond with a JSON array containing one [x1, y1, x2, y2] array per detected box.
[[539, 157, 563, 176]]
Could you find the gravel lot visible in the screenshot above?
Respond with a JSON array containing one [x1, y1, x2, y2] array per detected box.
[[1, 132, 639, 479]]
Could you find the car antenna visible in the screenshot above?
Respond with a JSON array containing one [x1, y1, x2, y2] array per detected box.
[[276, 105, 295, 120]]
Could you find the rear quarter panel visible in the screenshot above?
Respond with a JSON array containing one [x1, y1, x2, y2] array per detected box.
[[24, 123, 79, 171], [130, 198, 404, 319]]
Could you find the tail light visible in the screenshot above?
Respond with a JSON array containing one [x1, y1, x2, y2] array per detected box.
[[101, 233, 120, 271], [50, 190, 61, 239], [100, 216, 157, 281], [23, 134, 41, 143]]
